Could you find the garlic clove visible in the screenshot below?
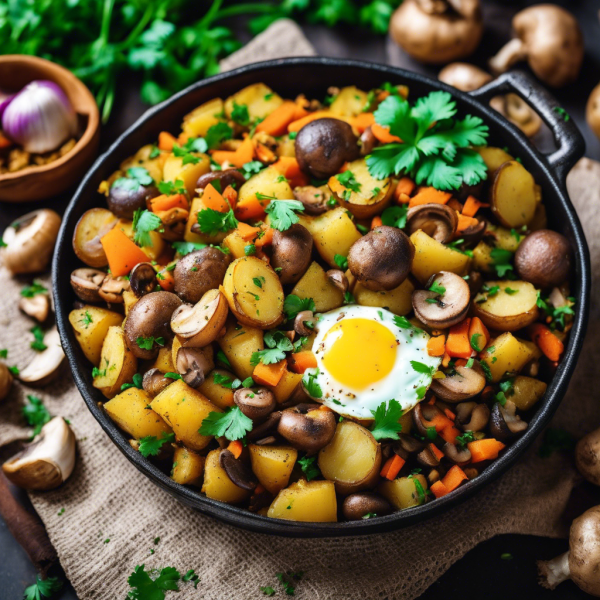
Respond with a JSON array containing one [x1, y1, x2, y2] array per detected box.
[[19, 326, 65, 385], [19, 294, 50, 322], [2, 417, 76, 491]]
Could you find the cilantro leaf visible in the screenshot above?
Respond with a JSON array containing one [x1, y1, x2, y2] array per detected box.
[[113, 167, 154, 192], [22, 395, 51, 437], [121, 372, 144, 391], [370, 399, 403, 441], [127, 564, 180, 600], [172, 241, 207, 256], [334, 254, 348, 270], [21, 281, 47, 298], [283, 295, 315, 320], [260, 586, 276, 596], [30, 325, 47, 352], [410, 360, 435, 375], [136, 336, 165, 350], [138, 432, 176, 457], [470, 333, 482, 353], [24, 575, 63, 600], [205, 122, 234, 149], [216, 350, 232, 369], [264, 200, 305, 231], [359, 0, 395, 34], [199, 406, 252, 441], [302, 368, 322, 398], [133, 209, 162, 247], [231, 101, 250, 126], [298, 455, 321, 481], [196, 208, 238, 235], [335, 170, 362, 196], [456, 430, 475, 449], [381, 204, 408, 229], [490, 247, 514, 278], [240, 160, 264, 178], [158, 179, 186, 196], [429, 280, 446, 296]]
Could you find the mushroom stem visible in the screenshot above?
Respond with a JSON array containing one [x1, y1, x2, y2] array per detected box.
[[489, 38, 527, 75], [537, 551, 571, 590], [19, 327, 65, 385]]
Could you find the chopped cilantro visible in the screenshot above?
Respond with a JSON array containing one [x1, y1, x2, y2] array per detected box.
[[334, 254, 348, 270], [336, 170, 361, 194], [164, 372, 182, 380], [199, 406, 252, 441], [470, 333, 482, 353], [344, 291, 355, 304], [231, 101, 250, 126], [127, 564, 181, 600], [21, 281, 47, 298], [81, 311, 93, 329], [479, 360, 493, 381], [264, 199, 305, 231], [158, 179, 186, 196], [429, 280, 446, 296], [381, 204, 408, 229], [30, 325, 47, 352], [0, 349, 7, 358], [205, 122, 234, 149], [138, 432, 176, 457], [251, 330, 293, 366], [24, 575, 63, 600], [244, 243, 257, 256], [370, 399, 403, 441], [133, 209, 162, 247], [302, 368, 322, 398], [22, 395, 51, 436], [411, 360, 435, 375], [298, 455, 320, 481], [196, 208, 238, 236], [216, 350, 232, 369], [121, 373, 144, 391], [456, 430, 475, 449], [136, 336, 165, 350], [553, 107, 570, 122], [283, 295, 315, 320], [490, 247, 514, 278]]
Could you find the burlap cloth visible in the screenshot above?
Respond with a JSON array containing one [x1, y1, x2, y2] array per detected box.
[[0, 20, 599, 600]]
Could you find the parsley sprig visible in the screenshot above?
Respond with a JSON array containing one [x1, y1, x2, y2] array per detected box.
[[251, 330, 293, 366], [196, 208, 238, 235], [264, 199, 305, 231], [24, 575, 63, 600], [370, 399, 403, 441], [133, 209, 162, 247], [199, 406, 252, 441]]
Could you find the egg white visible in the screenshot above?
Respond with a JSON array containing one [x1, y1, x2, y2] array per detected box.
[[307, 306, 442, 419]]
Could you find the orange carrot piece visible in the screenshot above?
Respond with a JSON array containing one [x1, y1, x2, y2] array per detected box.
[[430, 443, 444, 461], [288, 110, 334, 132], [444, 408, 456, 421], [429, 413, 453, 433], [202, 183, 229, 212], [446, 319, 473, 359], [158, 131, 176, 151], [254, 484, 266, 495], [157, 268, 175, 292], [468, 438, 506, 463], [272, 156, 309, 188], [256, 101, 301, 137], [528, 323, 564, 362], [442, 465, 468, 492], [408, 187, 452, 208], [255, 227, 274, 248], [100, 227, 149, 277], [252, 360, 287, 387], [439, 424, 460, 445], [442, 352, 451, 368], [380, 455, 405, 480], [462, 195, 489, 217], [222, 185, 237, 209], [371, 123, 401, 144], [149, 193, 188, 213], [289, 351, 318, 374], [211, 149, 237, 166], [371, 215, 383, 229], [430, 480, 449, 498], [468, 317, 490, 353], [237, 221, 261, 241], [231, 136, 255, 168], [0, 132, 12, 148], [353, 112, 375, 134], [234, 196, 267, 221], [227, 440, 243, 459], [427, 335, 446, 357], [457, 214, 479, 232], [396, 177, 416, 197]]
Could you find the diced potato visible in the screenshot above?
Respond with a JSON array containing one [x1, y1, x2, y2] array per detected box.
[[115, 219, 165, 261], [291, 261, 344, 313], [218, 319, 264, 380], [410, 229, 471, 283], [354, 278, 414, 316], [121, 144, 164, 184], [224, 83, 283, 120], [184, 196, 229, 245], [93, 326, 137, 398], [267, 479, 337, 522], [329, 86, 369, 117], [72, 208, 118, 268], [171, 446, 205, 486], [472, 241, 493, 273], [267, 369, 303, 404], [69, 306, 123, 366], [182, 98, 224, 137], [249, 445, 298, 495], [488, 224, 523, 252], [222, 257, 284, 329], [509, 376, 547, 411], [318, 421, 382, 495], [518, 338, 542, 361], [238, 166, 293, 207], [480, 332, 535, 382], [198, 369, 236, 409], [202, 449, 251, 504], [378, 474, 429, 510], [152, 347, 175, 373], [476, 146, 513, 178], [491, 160, 537, 228], [222, 230, 249, 259], [298, 207, 361, 268], [473, 280, 539, 332], [104, 388, 172, 439], [122, 290, 138, 316], [163, 152, 210, 197], [151, 379, 220, 450]]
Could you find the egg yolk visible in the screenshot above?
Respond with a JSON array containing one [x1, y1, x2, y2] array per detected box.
[[322, 318, 398, 390]]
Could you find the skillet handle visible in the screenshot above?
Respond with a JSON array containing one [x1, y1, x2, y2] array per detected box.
[[468, 70, 585, 183]]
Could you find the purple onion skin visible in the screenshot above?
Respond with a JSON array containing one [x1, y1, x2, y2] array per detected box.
[[0, 94, 15, 121]]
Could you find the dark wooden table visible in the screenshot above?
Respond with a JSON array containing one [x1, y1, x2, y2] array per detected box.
[[2, 1, 600, 598]]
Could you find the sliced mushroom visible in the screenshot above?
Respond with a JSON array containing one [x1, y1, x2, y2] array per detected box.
[[219, 449, 258, 491], [397, 433, 425, 454], [2, 417, 76, 491], [19, 327, 65, 385], [406, 203, 458, 243], [342, 492, 392, 520], [458, 218, 487, 247], [3, 209, 61, 274], [360, 126, 377, 157], [455, 402, 489, 432], [247, 410, 282, 442], [443, 442, 472, 465], [438, 62, 492, 92], [159, 207, 189, 242], [326, 269, 349, 294], [489, 400, 527, 440], [19, 294, 50, 323], [294, 310, 317, 337], [70, 268, 106, 303], [130, 263, 158, 298], [416, 445, 441, 467], [142, 368, 173, 398], [430, 363, 486, 403], [292, 186, 331, 216], [489, 94, 542, 138], [466, 270, 483, 296], [175, 346, 214, 388], [170, 289, 229, 347], [234, 387, 276, 422], [0, 363, 13, 401], [277, 405, 336, 454], [412, 271, 470, 328], [255, 436, 277, 446], [412, 403, 446, 437], [98, 275, 131, 304], [196, 168, 246, 192]]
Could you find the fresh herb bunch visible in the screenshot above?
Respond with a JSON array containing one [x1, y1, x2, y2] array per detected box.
[[0, 0, 400, 122]]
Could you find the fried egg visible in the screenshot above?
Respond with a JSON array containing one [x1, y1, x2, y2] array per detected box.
[[309, 306, 442, 419]]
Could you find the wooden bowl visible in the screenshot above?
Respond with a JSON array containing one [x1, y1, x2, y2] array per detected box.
[[0, 55, 100, 203]]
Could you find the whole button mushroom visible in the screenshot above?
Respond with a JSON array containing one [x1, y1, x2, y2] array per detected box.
[[277, 404, 336, 454], [348, 226, 414, 291], [430, 362, 486, 403], [174, 247, 231, 304], [575, 428, 600, 487], [270, 224, 313, 285], [295, 118, 359, 180], [489, 5, 583, 88], [438, 62, 492, 92], [129, 262, 158, 297], [108, 179, 160, 219], [514, 230, 572, 289], [293, 186, 331, 215], [234, 388, 276, 422], [342, 492, 392, 521], [142, 368, 173, 398]]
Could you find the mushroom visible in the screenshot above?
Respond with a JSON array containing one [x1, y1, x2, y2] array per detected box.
[[342, 492, 392, 520], [2, 209, 61, 274], [270, 224, 313, 285], [413, 403, 446, 437], [175, 346, 214, 388], [70, 268, 106, 303], [537, 506, 600, 595], [326, 269, 348, 293], [488, 5, 583, 88], [2, 417, 76, 491], [489, 94, 542, 138], [107, 179, 160, 219], [0, 363, 13, 401], [397, 433, 425, 454], [98, 274, 131, 304], [515, 230, 572, 289], [170, 289, 229, 347], [348, 226, 414, 291], [173, 247, 230, 304], [389, 0, 483, 64], [587, 83, 600, 140], [466, 269, 483, 296], [234, 387, 276, 422], [277, 404, 336, 453], [455, 401, 489, 432], [19, 294, 50, 323], [129, 263, 158, 298], [416, 445, 441, 467], [219, 449, 258, 491], [294, 310, 317, 337], [124, 291, 182, 359], [19, 327, 65, 385], [196, 168, 246, 192], [438, 62, 492, 92], [457, 219, 487, 247], [360, 127, 377, 157], [295, 118, 359, 180], [443, 441, 471, 465], [142, 368, 173, 398], [293, 186, 332, 215], [575, 428, 600, 486], [247, 410, 282, 442], [430, 363, 486, 402], [489, 400, 528, 440], [412, 271, 470, 329], [406, 204, 459, 244]]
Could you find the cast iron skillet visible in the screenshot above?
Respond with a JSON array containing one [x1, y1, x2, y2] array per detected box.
[[53, 58, 590, 537]]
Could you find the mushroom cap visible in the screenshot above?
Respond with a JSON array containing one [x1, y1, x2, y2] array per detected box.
[[575, 428, 600, 487], [270, 224, 313, 285], [234, 387, 276, 422], [196, 168, 246, 192], [587, 83, 600, 140], [429, 362, 486, 403], [19, 327, 65, 385], [406, 203, 458, 244], [173, 247, 231, 304], [342, 492, 392, 520], [568, 506, 600, 595], [438, 62, 492, 92], [277, 405, 336, 454], [70, 268, 105, 303]]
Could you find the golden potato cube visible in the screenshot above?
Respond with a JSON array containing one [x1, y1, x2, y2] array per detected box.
[[480, 332, 535, 383], [509, 376, 547, 411], [198, 369, 236, 410], [378, 474, 429, 510], [184, 196, 229, 245], [171, 446, 205, 486], [329, 86, 369, 117], [491, 160, 537, 228], [238, 166, 293, 207], [224, 83, 283, 120], [152, 346, 175, 373], [202, 449, 251, 504], [218, 319, 264, 380], [122, 290, 138, 316], [69, 306, 123, 366], [472, 241, 494, 273], [267, 479, 337, 522], [267, 370, 303, 404], [354, 278, 414, 316], [249, 445, 298, 495], [291, 261, 344, 313], [182, 98, 224, 137], [222, 230, 249, 259], [121, 144, 164, 184], [93, 326, 138, 399], [163, 152, 210, 197]]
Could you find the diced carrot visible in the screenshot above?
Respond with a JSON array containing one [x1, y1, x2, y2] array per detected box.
[[444, 408, 456, 421], [441, 465, 468, 492], [528, 323, 564, 362], [427, 335, 446, 357], [380, 454, 405, 480], [149, 193, 188, 213], [256, 101, 302, 137], [202, 183, 229, 212], [468, 438, 506, 463], [393, 177, 415, 205], [158, 131, 176, 151], [254, 484, 266, 495], [439, 424, 460, 445], [371, 215, 383, 229], [371, 123, 402, 144], [177, 131, 191, 145], [288, 110, 335, 133], [442, 352, 451, 368], [429, 413, 454, 433], [0, 132, 12, 148], [252, 360, 287, 387], [157, 268, 175, 292], [462, 195, 489, 217], [454, 358, 467, 368], [468, 317, 490, 353], [234, 196, 267, 221], [255, 227, 274, 248], [227, 440, 243, 459], [430, 480, 449, 498], [211, 149, 237, 166], [408, 187, 452, 208], [233, 136, 254, 168], [445, 319, 473, 359], [430, 443, 444, 461], [457, 214, 479, 232], [288, 351, 318, 374], [255, 142, 276, 163], [100, 227, 149, 277], [237, 221, 261, 241], [353, 112, 375, 134], [222, 185, 237, 209], [272, 156, 309, 188]]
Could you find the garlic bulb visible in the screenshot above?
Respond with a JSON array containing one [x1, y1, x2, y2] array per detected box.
[[2, 80, 77, 153]]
